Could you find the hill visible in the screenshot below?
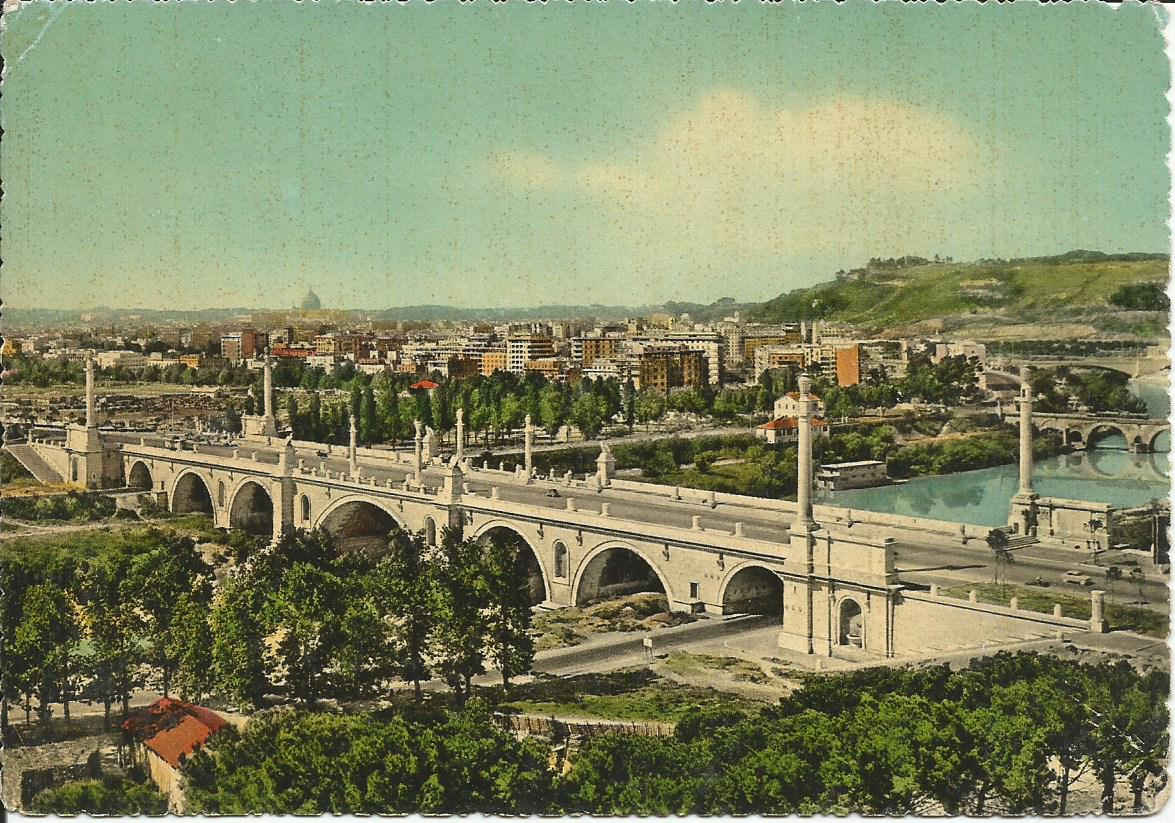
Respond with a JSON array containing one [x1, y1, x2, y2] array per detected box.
[[749, 251, 1170, 340]]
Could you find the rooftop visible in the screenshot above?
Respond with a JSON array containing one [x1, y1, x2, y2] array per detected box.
[[122, 698, 228, 768]]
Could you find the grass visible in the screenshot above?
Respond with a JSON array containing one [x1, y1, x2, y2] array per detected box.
[[941, 582, 1168, 638], [0, 515, 221, 565], [660, 651, 773, 685], [532, 593, 696, 651], [751, 256, 1168, 335], [491, 668, 763, 723]]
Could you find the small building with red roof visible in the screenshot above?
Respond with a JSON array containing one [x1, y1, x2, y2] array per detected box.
[[410, 378, 440, 391], [122, 698, 229, 811], [756, 415, 829, 445]]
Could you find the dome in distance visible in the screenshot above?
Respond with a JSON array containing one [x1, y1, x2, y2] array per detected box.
[[300, 289, 322, 310]]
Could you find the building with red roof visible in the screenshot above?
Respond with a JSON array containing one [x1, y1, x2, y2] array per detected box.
[[410, 378, 440, 391], [756, 415, 828, 445], [122, 698, 229, 811]]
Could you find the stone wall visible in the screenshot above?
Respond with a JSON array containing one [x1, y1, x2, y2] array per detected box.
[[892, 590, 1089, 656]]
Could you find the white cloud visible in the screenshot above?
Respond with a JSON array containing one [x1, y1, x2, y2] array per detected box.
[[487, 89, 1000, 299]]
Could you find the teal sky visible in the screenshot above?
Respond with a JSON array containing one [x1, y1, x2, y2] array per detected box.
[[1, 0, 1169, 312]]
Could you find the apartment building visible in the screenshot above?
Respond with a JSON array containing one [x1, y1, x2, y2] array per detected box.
[[506, 335, 554, 373]]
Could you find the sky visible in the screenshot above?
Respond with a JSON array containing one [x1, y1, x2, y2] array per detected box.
[[0, 0, 1169, 312]]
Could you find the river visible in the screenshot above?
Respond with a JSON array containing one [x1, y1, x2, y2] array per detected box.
[[822, 376, 1171, 528]]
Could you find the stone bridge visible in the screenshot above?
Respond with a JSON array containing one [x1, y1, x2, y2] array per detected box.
[[1007, 411, 1170, 453], [6, 359, 1114, 660]]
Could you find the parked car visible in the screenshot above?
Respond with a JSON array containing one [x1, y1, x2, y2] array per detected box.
[[1062, 570, 1094, 586], [545, 488, 560, 498], [1027, 576, 1049, 587]]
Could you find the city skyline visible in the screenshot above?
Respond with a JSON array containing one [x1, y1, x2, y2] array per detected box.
[[1, 1, 1169, 312]]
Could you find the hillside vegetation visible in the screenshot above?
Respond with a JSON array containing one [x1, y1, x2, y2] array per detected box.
[[751, 251, 1169, 338]]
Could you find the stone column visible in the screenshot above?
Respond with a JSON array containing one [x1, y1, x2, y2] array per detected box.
[[85, 356, 97, 428], [1018, 366, 1034, 495], [1090, 590, 1107, 633], [792, 373, 815, 535], [413, 419, 424, 483], [263, 354, 275, 422], [348, 411, 359, 474], [455, 407, 465, 463], [524, 414, 535, 479]]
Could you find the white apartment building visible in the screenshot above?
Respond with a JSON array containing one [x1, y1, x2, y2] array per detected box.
[[507, 335, 555, 373]]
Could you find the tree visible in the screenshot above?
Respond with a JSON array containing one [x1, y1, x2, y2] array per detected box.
[[570, 393, 607, 440], [480, 532, 536, 690], [14, 583, 81, 723], [623, 379, 637, 432], [76, 556, 143, 727], [168, 593, 215, 702], [127, 536, 213, 697], [360, 384, 380, 445], [538, 383, 568, 435], [635, 389, 666, 430], [264, 562, 347, 705], [372, 529, 438, 702], [210, 576, 269, 709], [986, 529, 1013, 594], [432, 530, 490, 704]]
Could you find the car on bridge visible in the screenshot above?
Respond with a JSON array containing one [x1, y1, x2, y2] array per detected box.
[[1062, 570, 1095, 586]]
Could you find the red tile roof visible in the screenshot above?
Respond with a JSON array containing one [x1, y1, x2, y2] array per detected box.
[[410, 379, 440, 390], [122, 698, 228, 768], [784, 391, 822, 401]]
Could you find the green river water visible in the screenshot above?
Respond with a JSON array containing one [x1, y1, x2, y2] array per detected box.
[[823, 378, 1170, 527]]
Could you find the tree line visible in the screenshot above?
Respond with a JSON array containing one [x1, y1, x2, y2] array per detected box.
[[177, 651, 1167, 815], [0, 522, 540, 738]]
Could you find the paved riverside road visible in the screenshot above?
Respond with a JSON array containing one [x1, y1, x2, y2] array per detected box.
[[103, 431, 1171, 607]]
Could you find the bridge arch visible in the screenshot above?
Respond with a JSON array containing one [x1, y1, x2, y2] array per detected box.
[[1148, 428, 1170, 453], [571, 541, 672, 607], [1065, 428, 1085, 448], [1086, 424, 1128, 450], [472, 522, 548, 606], [170, 469, 216, 517], [717, 563, 784, 618], [128, 460, 153, 491], [313, 495, 404, 553], [837, 595, 865, 649], [228, 479, 274, 537]]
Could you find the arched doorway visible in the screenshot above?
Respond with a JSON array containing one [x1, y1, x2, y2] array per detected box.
[[721, 566, 783, 617], [317, 499, 400, 554], [575, 546, 666, 606], [478, 526, 547, 606], [128, 461, 152, 491], [838, 598, 864, 648], [172, 473, 213, 516], [229, 481, 274, 537], [424, 517, 438, 547]]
